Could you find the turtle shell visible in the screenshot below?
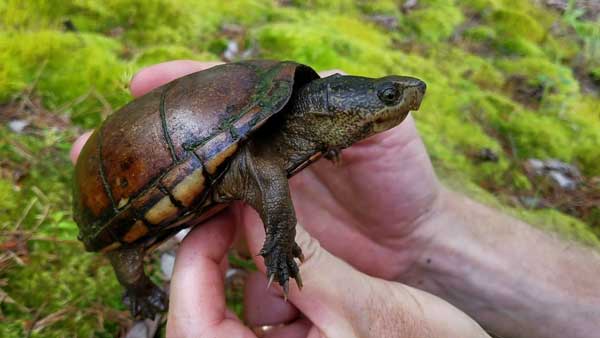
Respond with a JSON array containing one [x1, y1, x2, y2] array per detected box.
[[73, 60, 319, 252]]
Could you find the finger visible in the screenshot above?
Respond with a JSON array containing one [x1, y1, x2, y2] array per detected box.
[[220, 255, 229, 277], [167, 210, 254, 337], [317, 69, 346, 77], [263, 318, 312, 338], [70, 131, 93, 165], [244, 271, 300, 326], [131, 60, 223, 97]]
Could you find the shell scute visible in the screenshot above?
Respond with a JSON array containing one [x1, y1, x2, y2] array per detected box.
[[100, 90, 173, 209]]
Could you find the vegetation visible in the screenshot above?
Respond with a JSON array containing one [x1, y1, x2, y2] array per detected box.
[[0, 0, 598, 336]]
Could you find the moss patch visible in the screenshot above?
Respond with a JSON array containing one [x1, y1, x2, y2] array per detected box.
[[1, 0, 599, 336]]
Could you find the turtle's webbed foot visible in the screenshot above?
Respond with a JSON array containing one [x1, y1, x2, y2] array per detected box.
[[261, 240, 303, 299], [123, 283, 168, 319]]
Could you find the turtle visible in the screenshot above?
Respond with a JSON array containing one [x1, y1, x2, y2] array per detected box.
[[73, 60, 426, 318]]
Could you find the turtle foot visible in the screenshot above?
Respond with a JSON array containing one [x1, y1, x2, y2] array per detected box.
[[262, 241, 303, 299], [123, 283, 168, 319]]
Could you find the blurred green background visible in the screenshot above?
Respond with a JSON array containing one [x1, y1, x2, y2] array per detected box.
[[0, 0, 599, 336]]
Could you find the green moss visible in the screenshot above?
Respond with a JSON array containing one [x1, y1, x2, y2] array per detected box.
[[591, 67, 600, 82], [403, 2, 464, 43], [495, 57, 579, 115], [493, 37, 544, 57], [542, 35, 581, 62], [441, 173, 599, 247], [463, 25, 497, 42], [3, 242, 123, 337], [516, 209, 600, 247], [255, 14, 396, 75], [562, 9, 600, 69], [430, 47, 505, 90], [287, 0, 356, 12], [0, 31, 130, 127], [356, 0, 399, 15], [1, 1, 599, 335], [468, 91, 582, 164], [459, 0, 503, 13], [566, 96, 600, 176], [498, 110, 575, 160], [0, 179, 19, 222], [488, 9, 545, 42]]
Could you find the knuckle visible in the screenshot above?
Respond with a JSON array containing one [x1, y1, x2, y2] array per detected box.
[[295, 224, 322, 265]]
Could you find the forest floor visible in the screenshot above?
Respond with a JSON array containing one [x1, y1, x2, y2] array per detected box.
[[0, 0, 599, 336]]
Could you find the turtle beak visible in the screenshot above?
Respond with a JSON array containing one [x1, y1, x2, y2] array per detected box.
[[403, 79, 426, 111]]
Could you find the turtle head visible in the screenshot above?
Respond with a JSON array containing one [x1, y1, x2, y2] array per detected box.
[[291, 73, 426, 149]]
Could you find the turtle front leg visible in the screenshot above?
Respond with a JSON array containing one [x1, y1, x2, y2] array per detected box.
[[218, 148, 303, 297], [254, 172, 304, 297], [107, 246, 167, 318], [253, 171, 304, 297]]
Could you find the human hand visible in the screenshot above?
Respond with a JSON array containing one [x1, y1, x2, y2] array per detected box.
[[70, 61, 487, 337], [167, 209, 489, 338]]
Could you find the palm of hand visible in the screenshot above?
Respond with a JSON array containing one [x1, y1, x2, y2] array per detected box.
[[240, 114, 440, 280]]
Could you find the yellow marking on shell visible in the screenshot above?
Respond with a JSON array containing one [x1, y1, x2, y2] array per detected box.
[[145, 196, 179, 224], [99, 242, 121, 254], [172, 169, 205, 207], [205, 143, 238, 174], [309, 152, 322, 162], [117, 197, 129, 209], [123, 220, 149, 243]]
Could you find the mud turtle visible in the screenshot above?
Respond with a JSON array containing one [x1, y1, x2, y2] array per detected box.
[[73, 60, 426, 318]]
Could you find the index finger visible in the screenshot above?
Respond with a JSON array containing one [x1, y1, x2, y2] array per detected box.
[[130, 60, 223, 97], [166, 211, 255, 338]]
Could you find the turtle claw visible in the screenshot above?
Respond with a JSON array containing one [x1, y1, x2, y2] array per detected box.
[[267, 274, 275, 289], [262, 241, 302, 299], [283, 280, 289, 301], [292, 242, 305, 263], [295, 271, 303, 290], [123, 284, 168, 319]]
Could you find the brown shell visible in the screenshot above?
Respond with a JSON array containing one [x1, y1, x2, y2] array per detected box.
[[73, 60, 319, 251]]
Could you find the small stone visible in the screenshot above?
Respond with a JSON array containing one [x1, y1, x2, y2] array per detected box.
[[8, 120, 29, 133], [225, 268, 248, 290], [223, 40, 239, 61], [525, 158, 545, 176], [525, 158, 582, 190], [402, 0, 418, 12], [161, 250, 177, 280], [125, 318, 160, 338], [221, 23, 244, 36], [519, 196, 547, 209], [544, 159, 582, 180], [476, 148, 499, 162], [175, 228, 191, 242], [367, 15, 399, 31], [549, 171, 578, 190]]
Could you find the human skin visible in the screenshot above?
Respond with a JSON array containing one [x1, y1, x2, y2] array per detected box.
[[71, 61, 600, 338]]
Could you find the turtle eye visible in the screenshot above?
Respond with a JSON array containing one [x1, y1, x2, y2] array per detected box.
[[378, 86, 401, 105]]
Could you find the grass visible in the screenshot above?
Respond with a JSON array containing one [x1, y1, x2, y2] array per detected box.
[[0, 0, 599, 336]]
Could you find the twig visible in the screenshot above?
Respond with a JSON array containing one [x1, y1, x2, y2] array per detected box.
[[15, 197, 37, 230], [7, 139, 35, 162]]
